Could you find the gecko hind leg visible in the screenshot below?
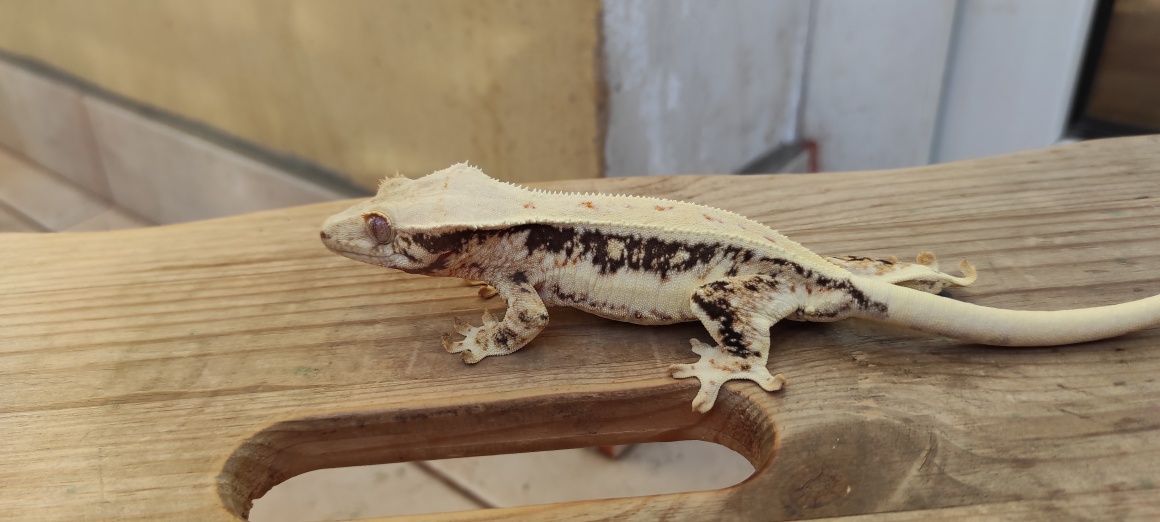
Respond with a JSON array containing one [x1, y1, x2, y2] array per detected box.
[[669, 276, 794, 413], [826, 251, 976, 294]]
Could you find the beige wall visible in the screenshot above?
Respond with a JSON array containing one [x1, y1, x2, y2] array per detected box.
[[0, 0, 604, 188]]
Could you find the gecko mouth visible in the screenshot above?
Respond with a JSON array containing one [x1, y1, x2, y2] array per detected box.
[[329, 248, 390, 266]]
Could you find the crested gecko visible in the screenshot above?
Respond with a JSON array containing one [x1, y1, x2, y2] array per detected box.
[[320, 164, 1160, 412]]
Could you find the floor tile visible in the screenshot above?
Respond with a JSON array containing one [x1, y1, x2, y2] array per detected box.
[[0, 147, 108, 230], [0, 202, 40, 232], [0, 69, 17, 151], [64, 207, 151, 232], [425, 441, 754, 507], [0, 60, 109, 196], [250, 462, 482, 521], [85, 96, 345, 224]]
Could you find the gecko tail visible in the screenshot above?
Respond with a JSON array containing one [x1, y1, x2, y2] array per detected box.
[[857, 277, 1160, 346]]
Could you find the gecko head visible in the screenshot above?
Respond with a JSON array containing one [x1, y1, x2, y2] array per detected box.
[[319, 198, 404, 267], [319, 172, 458, 274]]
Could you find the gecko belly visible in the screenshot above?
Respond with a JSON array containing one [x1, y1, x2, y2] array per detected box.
[[540, 267, 709, 325]]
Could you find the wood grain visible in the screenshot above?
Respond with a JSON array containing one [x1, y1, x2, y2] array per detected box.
[[3, 136, 1160, 520]]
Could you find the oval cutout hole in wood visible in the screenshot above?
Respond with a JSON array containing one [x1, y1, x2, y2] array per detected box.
[[250, 441, 753, 520], [216, 385, 780, 520]]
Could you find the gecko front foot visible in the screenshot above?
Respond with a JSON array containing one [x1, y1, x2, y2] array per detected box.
[[668, 339, 786, 413], [441, 310, 508, 364]]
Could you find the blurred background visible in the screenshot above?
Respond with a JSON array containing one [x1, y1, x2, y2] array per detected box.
[[0, 0, 1157, 519]]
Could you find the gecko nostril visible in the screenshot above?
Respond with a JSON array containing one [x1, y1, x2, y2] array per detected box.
[[320, 231, 330, 240]]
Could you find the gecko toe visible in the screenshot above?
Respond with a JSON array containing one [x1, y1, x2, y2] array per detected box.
[[460, 341, 515, 364], [673, 340, 786, 413], [452, 317, 472, 336], [688, 338, 714, 356], [444, 321, 512, 364], [755, 372, 787, 392], [691, 384, 721, 413], [669, 363, 696, 379], [441, 334, 465, 354], [957, 259, 978, 284]]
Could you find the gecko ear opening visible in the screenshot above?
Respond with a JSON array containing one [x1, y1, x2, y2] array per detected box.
[[363, 213, 394, 244]]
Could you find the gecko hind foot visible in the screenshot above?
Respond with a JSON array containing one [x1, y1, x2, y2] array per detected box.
[[441, 310, 504, 364], [827, 250, 977, 294], [668, 339, 786, 413], [909, 251, 978, 290]]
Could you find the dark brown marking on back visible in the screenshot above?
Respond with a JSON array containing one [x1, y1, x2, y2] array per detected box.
[[410, 225, 784, 290], [522, 225, 755, 279], [411, 229, 477, 254]]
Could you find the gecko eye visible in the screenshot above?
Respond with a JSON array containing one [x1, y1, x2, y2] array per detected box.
[[363, 213, 394, 244]]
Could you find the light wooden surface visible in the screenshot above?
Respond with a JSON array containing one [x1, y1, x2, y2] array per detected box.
[[3, 136, 1160, 520]]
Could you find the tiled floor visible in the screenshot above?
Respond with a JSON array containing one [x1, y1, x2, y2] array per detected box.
[[0, 57, 355, 230], [84, 97, 346, 224], [0, 61, 109, 197], [1, 146, 755, 519], [0, 146, 149, 232]]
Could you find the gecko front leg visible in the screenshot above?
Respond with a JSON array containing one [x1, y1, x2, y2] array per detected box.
[[670, 275, 796, 413], [442, 274, 548, 364]]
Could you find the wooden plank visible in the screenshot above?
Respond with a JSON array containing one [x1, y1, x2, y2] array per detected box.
[[815, 489, 1160, 521], [2, 136, 1160, 520]]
